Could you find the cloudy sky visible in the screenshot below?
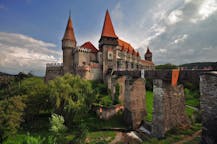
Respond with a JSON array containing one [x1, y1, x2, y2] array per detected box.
[[0, 0, 216, 76]]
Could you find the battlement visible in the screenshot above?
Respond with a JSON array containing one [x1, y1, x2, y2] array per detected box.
[[46, 63, 63, 67], [76, 47, 91, 53]]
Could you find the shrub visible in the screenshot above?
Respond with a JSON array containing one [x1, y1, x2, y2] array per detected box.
[[0, 96, 26, 142], [49, 113, 67, 134], [113, 84, 120, 105]]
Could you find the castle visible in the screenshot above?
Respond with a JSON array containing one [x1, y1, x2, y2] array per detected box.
[[45, 10, 155, 82]]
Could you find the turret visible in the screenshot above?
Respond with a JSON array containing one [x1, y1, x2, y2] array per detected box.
[[62, 16, 76, 74], [99, 10, 118, 49], [99, 10, 118, 81], [145, 46, 152, 62]]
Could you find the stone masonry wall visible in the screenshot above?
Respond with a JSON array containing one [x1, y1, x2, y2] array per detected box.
[[45, 65, 63, 82], [123, 78, 146, 129], [200, 72, 217, 144], [152, 79, 189, 138]]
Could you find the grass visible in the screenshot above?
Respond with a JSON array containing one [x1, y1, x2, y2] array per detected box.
[[184, 88, 200, 107], [86, 131, 116, 144], [143, 123, 202, 144], [145, 91, 154, 122], [84, 111, 127, 130]]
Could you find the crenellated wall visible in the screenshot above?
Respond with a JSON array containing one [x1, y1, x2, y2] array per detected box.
[[45, 63, 63, 82]]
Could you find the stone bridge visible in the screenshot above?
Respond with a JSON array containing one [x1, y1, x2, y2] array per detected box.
[[107, 69, 214, 138]]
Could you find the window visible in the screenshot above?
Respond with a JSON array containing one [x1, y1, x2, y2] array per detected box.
[[108, 51, 113, 60]]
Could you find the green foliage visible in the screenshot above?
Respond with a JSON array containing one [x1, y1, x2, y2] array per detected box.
[[49, 113, 67, 134], [156, 63, 178, 69], [91, 81, 113, 107], [4, 133, 57, 144], [49, 74, 95, 127], [98, 96, 113, 107], [71, 123, 88, 144], [113, 84, 120, 105], [0, 96, 26, 141], [22, 133, 45, 144], [145, 78, 153, 91], [84, 111, 126, 131]]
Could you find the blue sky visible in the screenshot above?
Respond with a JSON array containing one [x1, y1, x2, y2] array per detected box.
[[0, 0, 217, 75]]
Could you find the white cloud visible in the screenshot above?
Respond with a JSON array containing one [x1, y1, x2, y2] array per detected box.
[[0, 32, 61, 76], [171, 34, 188, 45], [166, 10, 183, 25], [191, 0, 217, 23], [199, 0, 217, 20]]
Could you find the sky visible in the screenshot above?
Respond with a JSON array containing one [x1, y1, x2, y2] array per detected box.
[[0, 0, 217, 76]]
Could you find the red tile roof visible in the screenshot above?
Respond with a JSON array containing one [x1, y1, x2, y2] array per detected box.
[[140, 59, 154, 66], [101, 10, 118, 38], [81, 41, 98, 53], [118, 39, 140, 56], [62, 17, 76, 42]]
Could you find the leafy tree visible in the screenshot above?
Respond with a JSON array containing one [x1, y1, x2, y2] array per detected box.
[[20, 78, 51, 121], [0, 96, 26, 142], [156, 63, 178, 69], [48, 74, 95, 127]]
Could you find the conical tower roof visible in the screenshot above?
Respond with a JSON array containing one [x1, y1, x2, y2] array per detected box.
[[62, 16, 76, 42], [146, 46, 152, 54], [101, 10, 118, 38]]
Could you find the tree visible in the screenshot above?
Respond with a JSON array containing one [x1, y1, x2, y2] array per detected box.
[[48, 74, 95, 127], [156, 63, 178, 69], [0, 96, 26, 142]]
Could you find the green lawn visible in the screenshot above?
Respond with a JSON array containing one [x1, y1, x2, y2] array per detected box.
[[184, 88, 200, 107], [145, 91, 154, 122]]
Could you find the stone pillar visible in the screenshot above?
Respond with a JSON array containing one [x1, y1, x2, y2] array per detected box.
[[123, 77, 146, 129], [200, 72, 217, 144], [152, 79, 189, 138]]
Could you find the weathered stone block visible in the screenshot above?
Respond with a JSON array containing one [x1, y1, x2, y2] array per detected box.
[[152, 79, 189, 138]]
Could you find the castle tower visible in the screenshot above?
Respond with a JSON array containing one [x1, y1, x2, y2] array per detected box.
[[99, 10, 118, 81], [145, 46, 152, 62], [62, 16, 76, 74]]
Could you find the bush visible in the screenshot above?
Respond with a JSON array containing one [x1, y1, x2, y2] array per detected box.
[[145, 78, 153, 91], [113, 84, 120, 105], [49, 113, 67, 134], [0, 96, 26, 142]]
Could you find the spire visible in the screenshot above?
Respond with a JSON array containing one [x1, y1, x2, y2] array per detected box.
[[62, 16, 76, 42], [146, 46, 152, 54], [101, 10, 118, 38]]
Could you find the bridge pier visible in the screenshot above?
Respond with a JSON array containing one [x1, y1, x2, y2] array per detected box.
[[200, 72, 217, 144], [152, 79, 189, 138], [123, 77, 146, 129]]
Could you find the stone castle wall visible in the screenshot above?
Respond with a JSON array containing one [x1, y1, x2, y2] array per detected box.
[[200, 72, 217, 144], [152, 79, 189, 138], [45, 63, 63, 82]]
